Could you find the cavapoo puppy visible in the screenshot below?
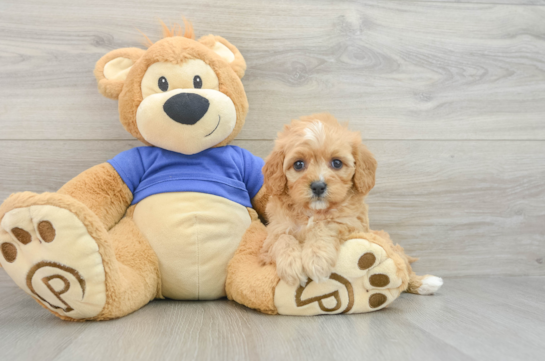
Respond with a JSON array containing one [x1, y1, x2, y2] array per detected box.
[[260, 113, 377, 286]]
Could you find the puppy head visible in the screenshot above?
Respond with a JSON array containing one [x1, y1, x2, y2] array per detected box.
[[263, 113, 377, 211]]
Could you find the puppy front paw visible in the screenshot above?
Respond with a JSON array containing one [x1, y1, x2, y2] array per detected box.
[[276, 252, 306, 286], [302, 246, 337, 283]]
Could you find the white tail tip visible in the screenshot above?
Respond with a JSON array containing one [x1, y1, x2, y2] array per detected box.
[[418, 276, 443, 295]]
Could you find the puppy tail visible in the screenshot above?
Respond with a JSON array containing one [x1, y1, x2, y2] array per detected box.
[[406, 274, 444, 295]]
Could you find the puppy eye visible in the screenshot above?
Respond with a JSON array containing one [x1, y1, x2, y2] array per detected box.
[[158, 76, 169, 92], [293, 160, 305, 171], [193, 75, 202, 89], [331, 159, 343, 169]]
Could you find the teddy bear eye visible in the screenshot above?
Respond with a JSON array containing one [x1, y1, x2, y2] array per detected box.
[[331, 159, 343, 169], [193, 75, 202, 89], [294, 160, 305, 171], [158, 76, 169, 92]]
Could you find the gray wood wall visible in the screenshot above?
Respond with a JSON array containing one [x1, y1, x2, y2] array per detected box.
[[0, 0, 543, 277]]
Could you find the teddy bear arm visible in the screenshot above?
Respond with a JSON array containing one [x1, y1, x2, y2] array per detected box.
[[58, 163, 133, 230], [250, 186, 270, 224]]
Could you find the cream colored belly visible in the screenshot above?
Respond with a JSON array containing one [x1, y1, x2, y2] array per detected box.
[[132, 192, 251, 300]]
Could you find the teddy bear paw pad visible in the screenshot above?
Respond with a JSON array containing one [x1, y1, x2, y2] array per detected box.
[[274, 238, 405, 315], [0, 205, 106, 319]]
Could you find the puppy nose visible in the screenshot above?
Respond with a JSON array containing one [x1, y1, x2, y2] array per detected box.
[[163, 93, 210, 125], [310, 181, 327, 196]]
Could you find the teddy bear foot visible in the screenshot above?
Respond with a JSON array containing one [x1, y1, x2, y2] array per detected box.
[[0, 202, 106, 319], [226, 221, 410, 316], [274, 237, 408, 315]]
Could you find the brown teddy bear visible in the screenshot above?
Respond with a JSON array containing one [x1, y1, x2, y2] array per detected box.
[[0, 21, 269, 321]]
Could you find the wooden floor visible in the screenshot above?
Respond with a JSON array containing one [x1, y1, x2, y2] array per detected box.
[[1, 0, 544, 359], [0, 272, 543, 361]]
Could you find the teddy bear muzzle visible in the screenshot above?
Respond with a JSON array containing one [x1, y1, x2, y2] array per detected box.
[[136, 88, 237, 155]]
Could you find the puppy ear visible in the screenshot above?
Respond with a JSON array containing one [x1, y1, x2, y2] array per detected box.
[[353, 143, 377, 195], [263, 149, 287, 196], [94, 48, 145, 100], [198, 35, 247, 79]]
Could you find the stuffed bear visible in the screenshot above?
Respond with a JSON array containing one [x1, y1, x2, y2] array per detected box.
[[0, 21, 269, 321]]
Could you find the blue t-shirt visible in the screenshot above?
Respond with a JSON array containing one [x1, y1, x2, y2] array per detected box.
[[107, 145, 264, 207]]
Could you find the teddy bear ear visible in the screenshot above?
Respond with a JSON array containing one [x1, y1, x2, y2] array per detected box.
[[198, 35, 247, 79], [94, 48, 145, 99]]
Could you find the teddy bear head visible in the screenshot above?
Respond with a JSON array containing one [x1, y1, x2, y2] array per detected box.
[[94, 21, 248, 155]]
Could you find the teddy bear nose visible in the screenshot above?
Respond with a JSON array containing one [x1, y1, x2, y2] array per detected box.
[[163, 93, 210, 125], [310, 181, 327, 196]]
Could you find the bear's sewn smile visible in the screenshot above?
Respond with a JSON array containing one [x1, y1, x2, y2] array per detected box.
[[205, 115, 221, 137]]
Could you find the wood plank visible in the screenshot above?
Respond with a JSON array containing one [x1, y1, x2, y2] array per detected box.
[[367, 140, 545, 277], [413, 0, 545, 5], [397, 276, 545, 361], [0, 276, 89, 360], [0, 274, 544, 361], [0, 139, 543, 277], [0, 0, 544, 140]]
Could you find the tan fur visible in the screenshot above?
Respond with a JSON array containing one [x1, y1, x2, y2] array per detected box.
[[226, 114, 440, 313], [94, 48, 145, 100], [139, 18, 195, 48], [226, 220, 279, 314], [250, 187, 270, 224], [58, 163, 132, 231], [226, 225, 411, 315], [0, 193, 160, 321], [260, 113, 377, 285], [260, 113, 437, 293], [0, 21, 268, 321], [161, 18, 195, 40], [95, 29, 248, 146], [354, 231, 410, 291]]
